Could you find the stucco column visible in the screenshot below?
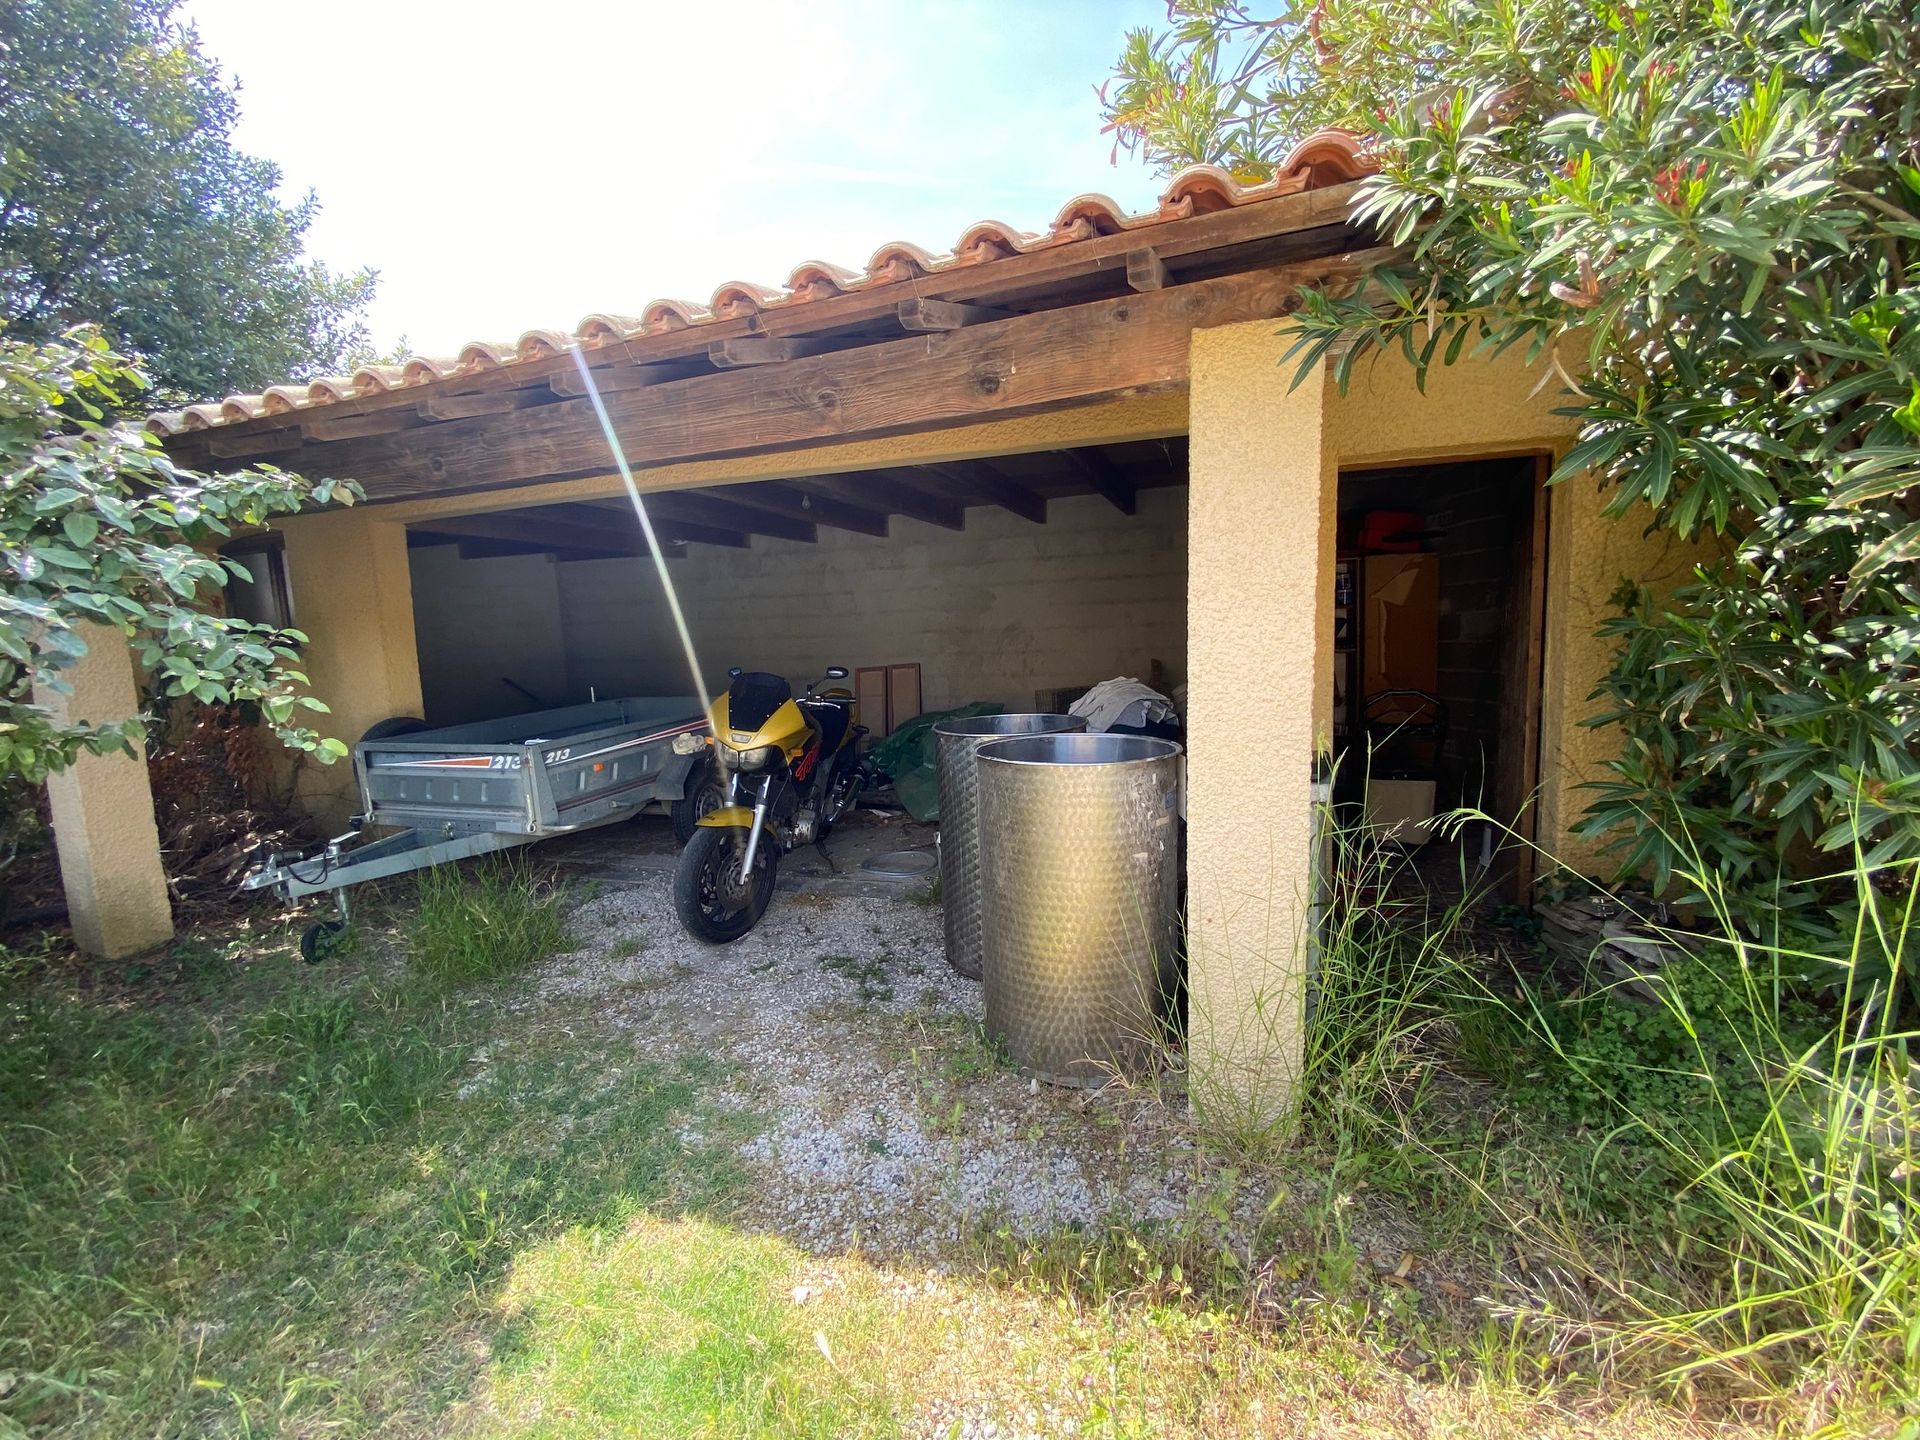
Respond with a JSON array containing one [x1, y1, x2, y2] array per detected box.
[[1185, 320, 1335, 1133], [38, 627, 174, 959], [280, 508, 424, 828]]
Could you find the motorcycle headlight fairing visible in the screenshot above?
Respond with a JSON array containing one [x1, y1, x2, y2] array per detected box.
[[723, 744, 778, 772]]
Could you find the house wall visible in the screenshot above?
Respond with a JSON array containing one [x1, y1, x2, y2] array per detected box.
[[279, 507, 424, 825], [408, 546, 571, 723], [554, 488, 1187, 716]]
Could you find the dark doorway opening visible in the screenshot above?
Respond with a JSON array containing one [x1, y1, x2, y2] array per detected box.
[[1333, 454, 1548, 896]]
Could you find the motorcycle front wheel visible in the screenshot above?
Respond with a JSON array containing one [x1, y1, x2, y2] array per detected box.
[[673, 826, 777, 944]]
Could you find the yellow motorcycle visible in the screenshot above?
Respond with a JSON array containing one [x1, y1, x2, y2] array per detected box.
[[669, 666, 867, 942]]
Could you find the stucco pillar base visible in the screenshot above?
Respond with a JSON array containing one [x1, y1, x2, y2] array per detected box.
[[38, 627, 174, 959], [1185, 323, 1334, 1138]]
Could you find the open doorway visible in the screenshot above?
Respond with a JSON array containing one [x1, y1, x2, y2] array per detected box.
[[1332, 454, 1547, 896]]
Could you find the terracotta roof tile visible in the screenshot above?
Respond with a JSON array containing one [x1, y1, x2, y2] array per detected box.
[[708, 280, 785, 318], [400, 356, 456, 385], [575, 313, 646, 345], [149, 131, 1370, 438], [514, 329, 572, 360], [350, 364, 406, 395], [784, 260, 863, 298], [640, 298, 709, 332], [454, 341, 513, 371]]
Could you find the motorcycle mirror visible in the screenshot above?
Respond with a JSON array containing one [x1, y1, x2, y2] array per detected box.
[[824, 666, 849, 680]]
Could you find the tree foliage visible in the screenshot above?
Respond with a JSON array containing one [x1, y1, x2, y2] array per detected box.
[[1107, 0, 1920, 959], [1, 329, 360, 781], [0, 0, 375, 403]]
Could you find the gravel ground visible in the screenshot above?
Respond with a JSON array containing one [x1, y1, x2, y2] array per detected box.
[[535, 875, 1259, 1262]]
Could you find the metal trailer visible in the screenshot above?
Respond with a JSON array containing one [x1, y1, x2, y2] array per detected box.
[[243, 696, 708, 958]]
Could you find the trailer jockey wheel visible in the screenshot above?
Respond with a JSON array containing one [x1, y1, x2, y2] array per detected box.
[[301, 919, 347, 964]]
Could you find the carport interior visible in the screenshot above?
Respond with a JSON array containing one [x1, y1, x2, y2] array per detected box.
[[402, 439, 1190, 731]]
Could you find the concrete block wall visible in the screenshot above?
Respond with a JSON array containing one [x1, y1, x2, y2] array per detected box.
[[554, 487, 1188, 714], [408, 545, 571, 723]]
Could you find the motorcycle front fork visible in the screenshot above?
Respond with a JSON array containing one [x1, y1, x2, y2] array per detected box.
[[738, 774, 773, 884]]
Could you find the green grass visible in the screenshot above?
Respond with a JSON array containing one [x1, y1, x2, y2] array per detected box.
[[408, 856, 571, 985], [7, 837, 1898, 1438], [0, 904, 748, 1438]]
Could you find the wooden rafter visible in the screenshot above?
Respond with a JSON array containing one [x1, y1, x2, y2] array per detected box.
[[407, 510, 644, 555], [920, 460, 1047, 523], [896, 297, 1013, 331], [417, 388, 558, 421], [1126, 248, 1170, 292], [573, 493, 816, 544], [707, 337, 834, 368], [704, 480, 890, 538], [795, 472, 966, 531], [1054, 448, 1138, 515], [549, 363, 690, 397]]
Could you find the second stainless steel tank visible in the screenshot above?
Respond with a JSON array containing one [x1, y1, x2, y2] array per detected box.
[[933, 712, 1085, 978], [974, 732, 1182, 1085]]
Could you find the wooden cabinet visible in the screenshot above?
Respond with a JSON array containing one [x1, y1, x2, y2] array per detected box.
[[1360, 553, 1439, 696], [1333, 552, 1439, 750]]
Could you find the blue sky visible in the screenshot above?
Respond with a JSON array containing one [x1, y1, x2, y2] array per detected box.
[[178, 1, 1171, 360]]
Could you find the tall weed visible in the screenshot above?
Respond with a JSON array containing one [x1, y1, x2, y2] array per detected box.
[[407, 856, 570, 985], [1185, 792, 1917, 1409]]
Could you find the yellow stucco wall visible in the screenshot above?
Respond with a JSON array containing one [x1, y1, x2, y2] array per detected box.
[[1536, 472, 1712, 874], [1321, 342, 1704, 870], [280, 508, 424, 825]]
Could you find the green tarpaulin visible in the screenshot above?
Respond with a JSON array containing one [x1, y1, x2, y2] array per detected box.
[[867, 702, 1002, 822]]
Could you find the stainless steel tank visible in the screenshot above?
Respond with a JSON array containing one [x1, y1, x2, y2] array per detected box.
[[975, 732, 1182, 1085], [933, 713, 1085, 979]]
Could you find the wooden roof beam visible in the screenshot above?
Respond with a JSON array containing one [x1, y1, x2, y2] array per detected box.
[[301, 408, 427, 443], [921, 460, 1047, 523], [1127, 248, 1170, 292], [206, 424, 303, 459], [653, 519, 751, 549], [707, 337, 834, 368], [408, 511, 646, 555], [896, 297, 1013, 331], [162, 181, 1366, 450], [198, 251, 1387, 502], [549, 362, 689, 398], [1055, 448, 1138, 515], [417, 388, 559, 421]]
